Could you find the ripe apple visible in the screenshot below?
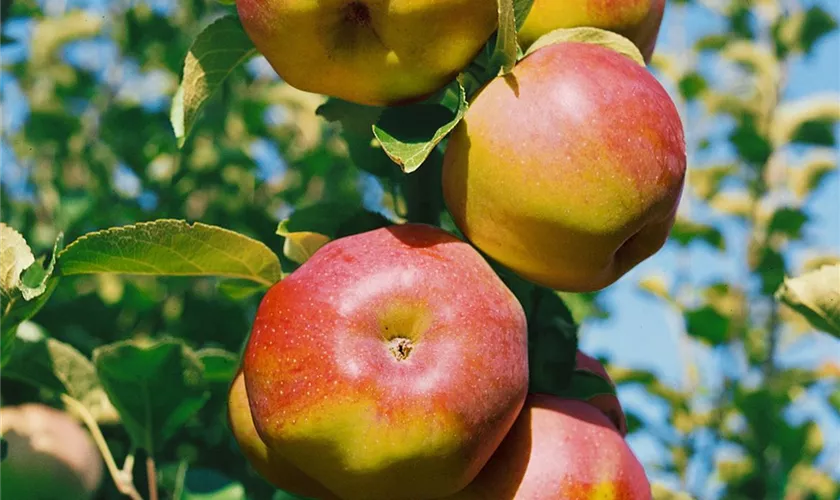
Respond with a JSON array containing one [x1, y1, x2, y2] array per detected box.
[[442, 41, 686, 292], [575, 350, 628, 435], [227, 370, 339, 499], [1, 404, 103, 500], [235, 0, 498, 106], [518, 0, 666, 62], [243, 224, 529, 500], [445, 395, 651, 499]]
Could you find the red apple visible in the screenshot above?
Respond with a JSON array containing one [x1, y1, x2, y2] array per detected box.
[[227, 370, 339, 499], [243, 224, 529, 500], [1, 404, 103, 500], [576, 350, 628, 436], [445, 395, 651, 499], [442, 41, 686, 292]]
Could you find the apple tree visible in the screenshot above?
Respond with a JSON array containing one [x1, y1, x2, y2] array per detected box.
[[1, 0, 838, 499]]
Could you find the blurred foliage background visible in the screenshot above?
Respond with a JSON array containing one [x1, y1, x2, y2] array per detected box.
[[1, 0, 838, 499]]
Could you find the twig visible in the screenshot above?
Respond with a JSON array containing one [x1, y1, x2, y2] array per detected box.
[[61, 394, 144, 500]]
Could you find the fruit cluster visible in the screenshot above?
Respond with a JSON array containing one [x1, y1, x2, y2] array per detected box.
[[229, 1, 686, 499]]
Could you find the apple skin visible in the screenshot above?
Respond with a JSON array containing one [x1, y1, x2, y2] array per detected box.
[[235, 0, 498, 106], [575, 351, 628, 435], [227, 370, 340, 499], [441, 41, 686, 293], [444, 395, 651, 500], [518, 0, 666, 62], [1, 404, 103, 500], [243, 224, 529, 500]]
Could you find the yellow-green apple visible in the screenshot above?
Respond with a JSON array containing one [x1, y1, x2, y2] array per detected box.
[[243, 224, 529, 500], [442, 41, 686, 292], [575, 350, 628, 435], [227, 370, 339, 499], [1, 404, 103, 500], [445, 395, 651, 499], [518, 0, 666, 62], [235, 0, 498, 106]]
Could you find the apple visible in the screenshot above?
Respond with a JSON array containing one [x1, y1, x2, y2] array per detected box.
[[227, 370, 339, 499], [518, 0, 666, 62], [235, 0, 498, 106], [442, 41, 686, 292], [1, 404, 103, 500], [445, 395, 651, 499], [575, 350, 628, 435], [243, 224, 529, 500]]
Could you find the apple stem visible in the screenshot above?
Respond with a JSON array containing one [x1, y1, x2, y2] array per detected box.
[[146, 456, 159, 500], [61, 394, 144, 500]]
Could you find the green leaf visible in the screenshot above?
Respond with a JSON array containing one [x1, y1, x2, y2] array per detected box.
[[491, 0, 518, 74], [771, 95, 840, 147], [171, 15, 256, 147], [3, 332, 117, 422], [754, 247, 787, 295], [689, 164, 737, 200], [695, 34, 733, 52], [58, 220, 282, 287], [197, 348, 239, 384], [273, 491, 312, 500], [526, 288, 579, 396], [18, 232, 62, 301], [678, 72, 708, 101], [670, 219, 725, 250], [548, 371, 617, 401], [181, 469, 246, 500], [315, 99, 396, 178], [799, 6, 838, 53], [372, 82, 467, 173], [93, 338, 210, 453], [513, 0, 535, 30], [729, 114, 772, 166], [767, 207, 809, 239], [216, 279, 267, 301], [685, 306, 731, 345], [524, 27, 645, 66], [776, 264, 840, 338]]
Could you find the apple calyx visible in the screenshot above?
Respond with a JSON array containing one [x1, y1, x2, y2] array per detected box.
[[345, 2, 371, 26], [523, 26, 647, 66], [387, 337, 414, 361]]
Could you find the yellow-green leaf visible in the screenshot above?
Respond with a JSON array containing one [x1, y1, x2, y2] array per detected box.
[[524, 27, 645, 66], [776, 264, 840, 338]]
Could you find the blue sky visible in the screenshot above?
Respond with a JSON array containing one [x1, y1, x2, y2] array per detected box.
[[2, 0, 839, 497]]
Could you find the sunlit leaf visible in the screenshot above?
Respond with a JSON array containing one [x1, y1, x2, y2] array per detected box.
[[670, 218, 725, 250], [791, 149, 837, 199], [171, 15, 256, 147], [770, 95, 840, 147], [372, 82, 467, 173], [1, 230, 63, 365], [524, 27, 645, 66], [30, 10, 103, 68], [276, 204, 393, 266], [776, 264, 840, 338], [58, 220, 282, 287]]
